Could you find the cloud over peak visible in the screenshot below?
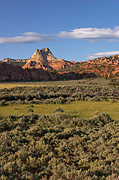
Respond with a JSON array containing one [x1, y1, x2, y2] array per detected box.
[[0, 32, 55, 44], [57, 26, 119, 41]]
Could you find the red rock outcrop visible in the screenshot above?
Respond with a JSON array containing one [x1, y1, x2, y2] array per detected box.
[[60, 54, 119, 78], [86, 55, 119, 65], [2, 48, 119, 79], [22, 48, 75, 70], [0, 62, 57, 81], [0, 62, 97, 81]]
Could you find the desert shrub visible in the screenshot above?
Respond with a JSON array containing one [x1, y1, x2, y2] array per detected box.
[[28, 108, 34, 113], [110, 99, 117, 103], [54, 108, 64, 113], [93, 111, 100, 115], [0, 100, 8, 106], [0, 85, 119, 105], [0, 112, 118, 179], [89, 113, 113, 127], [108, 82, 119, 86]]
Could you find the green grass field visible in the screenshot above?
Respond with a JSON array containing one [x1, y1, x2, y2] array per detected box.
[[0, 78, 119, 119], [0, 100, 119, 119]]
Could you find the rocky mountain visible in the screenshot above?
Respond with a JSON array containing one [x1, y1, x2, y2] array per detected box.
[[2, 48, 119, 79], [22, 48, 75, 70]]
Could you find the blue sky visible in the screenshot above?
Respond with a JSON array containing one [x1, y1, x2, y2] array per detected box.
[[1, 0, 119, 62]]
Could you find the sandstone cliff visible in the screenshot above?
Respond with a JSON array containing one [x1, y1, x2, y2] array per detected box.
[[22, 48, 75, 70], [0, 62, 57, 81]]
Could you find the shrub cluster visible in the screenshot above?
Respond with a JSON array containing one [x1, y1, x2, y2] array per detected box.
[[0, 85, 119, 105], [0, 113, 119, 179]]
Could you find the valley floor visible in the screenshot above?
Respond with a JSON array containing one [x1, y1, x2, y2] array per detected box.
[[0, 77, 111, 89], [0, 78, 119, 179]]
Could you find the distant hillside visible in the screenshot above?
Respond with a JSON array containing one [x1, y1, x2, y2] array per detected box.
[[58, 54, 119, 78], [10, 61, 26, 67], [2, 49, 119, 78], [2, 58, 28, 67], [0, 62, 96, 81]]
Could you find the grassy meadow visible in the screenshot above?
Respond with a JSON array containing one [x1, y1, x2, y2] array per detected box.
[[0, 100, 119, 119], [0, 78, 119, 119]]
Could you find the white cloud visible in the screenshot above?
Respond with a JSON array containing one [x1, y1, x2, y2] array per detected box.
[[1, 27, 119, 44], [0, 32, 55, 44], [57, 26, 119, 41], [87, 51, 119, 59]]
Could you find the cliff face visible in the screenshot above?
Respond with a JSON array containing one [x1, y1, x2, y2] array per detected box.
[[0, 62, 57, 81], [0, 62, 96, 81], [22, 48, 75, 70]]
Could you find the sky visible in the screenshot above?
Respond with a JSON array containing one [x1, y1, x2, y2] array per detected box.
[[1, 0, 119, 62]]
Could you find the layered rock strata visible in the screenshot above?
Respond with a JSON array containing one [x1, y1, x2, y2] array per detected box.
[[22, 48, 75, 70]]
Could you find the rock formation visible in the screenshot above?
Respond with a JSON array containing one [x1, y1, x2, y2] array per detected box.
[[0, 62, 96, 82], [2, 48, 119, 79], [0, 62, 57, 81], [60, 54, 119, 78], [22, 48, 75, 70]]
